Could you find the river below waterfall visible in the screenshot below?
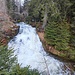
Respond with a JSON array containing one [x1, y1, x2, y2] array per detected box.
[[8, 22, 75, 75]]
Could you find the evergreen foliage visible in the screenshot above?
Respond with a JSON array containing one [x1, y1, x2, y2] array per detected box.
[[45, 21, 70, 51], [6, 0, 16, 13], [27, 0, 71, 24], [67, 0, 75, 48], [23, 0, 29, 10], [0, 45, 16, 72], [0, 65, 40, 75], [10, 64, 40, 75]]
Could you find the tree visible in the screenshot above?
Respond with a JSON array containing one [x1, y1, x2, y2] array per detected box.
[[55, 0, 71, 20], [23, 0, 29, 9], [0, 45, 16, 71], [67, 0, 75, 48], [45, 21, 70, 51], [23, 0, 29, 16], [44, 0, 75, 60], [28, 0, 40, 22], [28, 0, 72, 28], [6, 0, 16, 13], [10, 64, 40, 75]]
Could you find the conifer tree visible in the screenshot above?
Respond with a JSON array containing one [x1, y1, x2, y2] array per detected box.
[[0, 45, 16, 71], [67, 0, 75, 48], [6, 0, 16, 13], [45, 21, 70, 51], [28, 0, 60, 28]]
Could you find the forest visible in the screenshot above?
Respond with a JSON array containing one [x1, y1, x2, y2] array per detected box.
[[0, 0, 75, 75], [25, 0, 75, 61]]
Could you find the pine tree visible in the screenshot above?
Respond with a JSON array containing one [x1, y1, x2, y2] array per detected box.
[[6, 0, 16, 13], [28, 0, 60, 28], [10, 64, 40, 75], [45, 21, 70, 51], [0, 45, 16, 72], [67, 0, 75, 48]]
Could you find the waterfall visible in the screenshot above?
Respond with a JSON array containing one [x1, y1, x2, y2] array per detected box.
[[8, 22, 75, 75]]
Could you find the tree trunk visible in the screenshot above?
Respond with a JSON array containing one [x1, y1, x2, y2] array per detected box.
[[42, 5, 47, 29]]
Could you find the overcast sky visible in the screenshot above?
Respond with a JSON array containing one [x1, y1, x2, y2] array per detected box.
[[21, 0, 24, 6], [21, 0, 24, 3], [20, 0, 31, 6]]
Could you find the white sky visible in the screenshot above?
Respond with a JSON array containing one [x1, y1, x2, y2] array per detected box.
[[21, 0, 31, 6], [21, 0, 24, 6], [21, 0, 24, 3]]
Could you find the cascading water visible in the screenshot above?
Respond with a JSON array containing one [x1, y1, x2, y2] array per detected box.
[[8, 22, 75, 75]]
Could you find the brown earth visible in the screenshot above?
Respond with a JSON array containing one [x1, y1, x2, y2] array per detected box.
[[0, 0, 19, 45], [0, 12, 19, 45]]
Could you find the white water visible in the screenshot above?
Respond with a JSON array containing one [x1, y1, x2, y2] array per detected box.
[[8, 22, 74, 75]]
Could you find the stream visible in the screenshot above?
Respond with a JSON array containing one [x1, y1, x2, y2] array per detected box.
[[8, 22, 75, 75]]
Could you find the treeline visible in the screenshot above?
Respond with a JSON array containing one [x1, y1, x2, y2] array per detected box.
[[0, 45, 40, 75], [6, 0, 23, 22], [23, 0, 75, 61]]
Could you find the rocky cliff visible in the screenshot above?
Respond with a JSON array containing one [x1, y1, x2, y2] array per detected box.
[[0, 0, 19, 45], [0, 0, 7, 13]]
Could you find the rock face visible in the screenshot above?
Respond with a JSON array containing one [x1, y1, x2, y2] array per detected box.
[[0, 0, 19, 45], [0, 0, 7, 14], [0, 14, 19, 45]]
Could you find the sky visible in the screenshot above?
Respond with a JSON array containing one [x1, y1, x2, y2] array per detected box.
[[17, 0, 30, 6], [21, 0, 24, 5], [21, 0, 24, 3]]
